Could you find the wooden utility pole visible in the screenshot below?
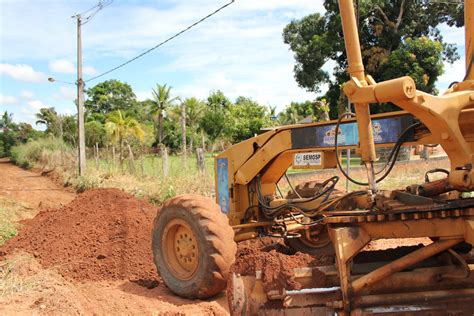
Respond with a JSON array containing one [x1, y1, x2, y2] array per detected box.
[[75, 14, 86, 175]]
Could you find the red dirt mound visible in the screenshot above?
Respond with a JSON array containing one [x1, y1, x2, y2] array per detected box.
[[1, 188, 159, 283], [231, 238, 333, 292]]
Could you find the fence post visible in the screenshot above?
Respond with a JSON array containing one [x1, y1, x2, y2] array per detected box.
[[127, 143, 136, 174], [95, 142, 99, 170], [112, 146, 116, 172], [161, 145, 169, 178], [196, 148, 205, 173]]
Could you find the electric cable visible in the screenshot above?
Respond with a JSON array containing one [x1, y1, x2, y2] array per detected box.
[[284, 173, 302, 198], [425, 168, 450, 183], [334, 112, 420, 186], [74, 0, 113, 25], [85, 0, 235, 82]]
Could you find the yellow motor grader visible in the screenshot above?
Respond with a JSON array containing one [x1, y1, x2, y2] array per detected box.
[[152, 0, 474, 314]]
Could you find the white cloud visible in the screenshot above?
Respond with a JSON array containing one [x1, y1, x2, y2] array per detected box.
[[437, 58, 466, 93], [0, 64, 48, 83], [21, 90, 34, 99], [49, 59, 97, 75], [53, 85, 76, 100], [135, 90, 152, 101], [49, 59, 75, 74], [83, 66, 97, 75], [27, 99, 48, 111], [0, 94, 19, 105]]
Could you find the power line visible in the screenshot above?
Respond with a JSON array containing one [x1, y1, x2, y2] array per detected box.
[[74, 0, 113, 25], [85, 0, 235, 83]]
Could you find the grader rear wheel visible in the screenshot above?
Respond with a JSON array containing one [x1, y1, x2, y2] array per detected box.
[[286, 180, 336, 255], [152, 194, 236, 299], [285, 224, 335, 255]]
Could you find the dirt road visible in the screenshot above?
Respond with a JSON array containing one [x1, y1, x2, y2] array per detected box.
[[0, 158, 74, 210], [0, 159, 228, 315]]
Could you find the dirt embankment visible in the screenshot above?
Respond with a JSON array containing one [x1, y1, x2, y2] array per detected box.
[[1, 188, 159, 283]]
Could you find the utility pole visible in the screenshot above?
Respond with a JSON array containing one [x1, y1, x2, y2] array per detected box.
[[75, 14, 86, 175]]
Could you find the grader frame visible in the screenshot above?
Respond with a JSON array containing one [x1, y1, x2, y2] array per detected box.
[[152, 0, 474, 314], [219, 0, 474, 313]]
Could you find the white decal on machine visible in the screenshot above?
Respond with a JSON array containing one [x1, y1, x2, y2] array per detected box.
[[294, 152, 322, 166]]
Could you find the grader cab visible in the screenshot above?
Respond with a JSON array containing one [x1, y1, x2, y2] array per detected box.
[[152, 0, 474, 314]]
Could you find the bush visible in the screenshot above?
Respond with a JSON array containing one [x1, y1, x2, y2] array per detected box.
[[11, 137, 73, 169]]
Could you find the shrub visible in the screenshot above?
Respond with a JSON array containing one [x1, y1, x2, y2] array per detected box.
[[11, 137, 73, 169]]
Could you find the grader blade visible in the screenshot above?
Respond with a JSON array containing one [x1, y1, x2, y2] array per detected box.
[[228, 268, 338, 316], [228, 251, 474, 315]]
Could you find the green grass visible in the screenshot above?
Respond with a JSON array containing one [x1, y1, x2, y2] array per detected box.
[[10, 137, 73, 169], [90, 153, 216, 178], [66, 153, 218, 204], [0, 198, 30, 246]]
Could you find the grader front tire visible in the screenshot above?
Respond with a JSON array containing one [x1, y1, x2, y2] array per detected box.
[[152, 194, 236, 299]]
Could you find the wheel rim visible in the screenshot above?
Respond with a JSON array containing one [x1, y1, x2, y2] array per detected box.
[[301, 224, 331, 248], [162, 218, 199, 280]]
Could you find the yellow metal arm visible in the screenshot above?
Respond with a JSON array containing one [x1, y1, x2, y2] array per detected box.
[[338, 0, 474, 190]]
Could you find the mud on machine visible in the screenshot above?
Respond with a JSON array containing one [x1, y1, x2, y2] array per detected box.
[[151, 0, 474, 314]]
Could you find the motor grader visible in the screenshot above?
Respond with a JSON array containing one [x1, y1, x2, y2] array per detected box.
[[152, 0, 474, 314]]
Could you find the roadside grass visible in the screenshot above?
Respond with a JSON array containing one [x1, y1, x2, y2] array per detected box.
[[0, 254, 39, 297], [10, 137, 74, 170], [0, 198, 31, 247], [61, 153, 217, 204]]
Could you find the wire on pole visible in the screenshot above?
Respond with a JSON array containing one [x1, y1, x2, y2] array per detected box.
[[85, 0, 235, 83]]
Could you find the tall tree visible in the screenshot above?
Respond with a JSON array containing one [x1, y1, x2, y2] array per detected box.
[[227, 97, 271, 143], [283, 0, 463, 117], [182, 97, 205, 151], [85, 80, 137, 114], [279, 100, 329, 125], [35, 107, 60, 137], [200, 90, 232, 143], [0, 111, 14, 132], [150, 84, 180, 146], [105, 110, 145, 164]]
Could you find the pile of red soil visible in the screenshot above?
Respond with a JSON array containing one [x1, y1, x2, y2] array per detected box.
[[231, 238, 333, 292], [1, 188, 159, 283]]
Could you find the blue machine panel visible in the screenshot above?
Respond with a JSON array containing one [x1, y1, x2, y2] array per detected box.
[[316, 117, 404, 147], [291, 115, 413, 149], [217, 157, 230, 214]]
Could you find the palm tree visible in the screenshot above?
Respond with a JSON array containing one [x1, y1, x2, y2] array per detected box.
[[105, 110, 145, 164], [0, 111, 14, 132], [182, 97, 204, 151], [35, 107, 61, 136], [151, 84, 180, 146]]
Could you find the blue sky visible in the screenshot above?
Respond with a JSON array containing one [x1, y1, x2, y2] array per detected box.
[[0, 0, 466, 127]]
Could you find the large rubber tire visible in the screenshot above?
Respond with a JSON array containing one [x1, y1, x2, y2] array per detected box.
[[152, 194, 236, 299], [285, 180, 336, 256]]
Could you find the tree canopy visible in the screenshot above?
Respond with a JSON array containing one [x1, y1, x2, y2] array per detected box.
[[283, 0, 464, 117], [85, 79, 137, 114]]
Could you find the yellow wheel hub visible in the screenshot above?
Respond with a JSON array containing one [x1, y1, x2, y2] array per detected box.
[[162, 219, 199, 280]]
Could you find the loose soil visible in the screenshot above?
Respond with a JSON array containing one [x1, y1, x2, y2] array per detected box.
[[0, 160, 227, 315], [1, 188, 158, 283], [231, 238, 333, 292]]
